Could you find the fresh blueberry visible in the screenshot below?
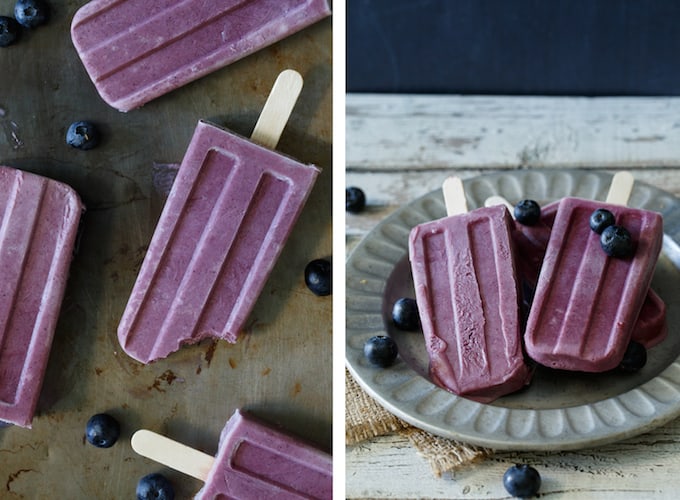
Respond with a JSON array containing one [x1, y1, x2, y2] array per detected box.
[[600, 225, 634, 258], [85, 413, 120, 448], [590, 208, 615, 234], [364, 335, 398, 367], [346, 186, 366, 213], [619, 341, 647, 373], [513, 200, 541, 226], [0, 16, 20, 47], [136, 473, 175, 500], [391, 297, 420, 331], [305, 258, 331, 296], [14, 0, 49, 29], [503, 463, 541, 498], [66, 121, 100, 150]]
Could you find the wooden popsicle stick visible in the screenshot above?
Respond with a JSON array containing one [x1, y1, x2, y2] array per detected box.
[[250, 69, 304, 149], [442, 176, 468, 216], [484, 195, 515, 212], [605, 171, 635, 206], [131, 430, 214, 482]]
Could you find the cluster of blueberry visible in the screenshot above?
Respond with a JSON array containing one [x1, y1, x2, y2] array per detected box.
[[0, 0, 49, 47], [589, 207, 634, 258], [85, 413, 175, 499]]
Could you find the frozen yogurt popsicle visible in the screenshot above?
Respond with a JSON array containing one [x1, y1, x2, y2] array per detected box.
[[524, 173, 663, 372], [487, 193, 667, 350], [0, 166, 83, 427], [118, 70, 319, 363], [131, 409, 332, 499], [409, 177, 531, 403], [70, 0, 331, 111]]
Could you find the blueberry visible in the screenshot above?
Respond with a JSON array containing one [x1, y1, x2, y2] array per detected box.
[[305, 258, 331, 296], [85, 413, 120, 448], [14, 0, 49, 29], [513, 200, 541, 226], [0, 16, 20, 47], [619, 341, 647, 373], [136, 473, 175, 500], [503, 463, 541, 498], [66, 121, 100, 150], [364, 335, 398, 367], [590, 208, 615, 234], [600, 225, 634, 258], [391, 297, 420, 331], [346, 186, 366, 213]]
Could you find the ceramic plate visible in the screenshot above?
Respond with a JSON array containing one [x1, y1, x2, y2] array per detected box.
[[346, 169, 680, 451]]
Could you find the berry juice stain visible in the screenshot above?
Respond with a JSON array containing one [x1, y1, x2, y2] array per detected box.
[[151, 162, 179, 196]]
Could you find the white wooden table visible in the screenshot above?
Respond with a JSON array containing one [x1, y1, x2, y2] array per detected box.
[[345, 94, 680, 499]]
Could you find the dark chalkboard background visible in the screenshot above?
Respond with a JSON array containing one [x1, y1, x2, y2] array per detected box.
[[346, 0, 680, 95]]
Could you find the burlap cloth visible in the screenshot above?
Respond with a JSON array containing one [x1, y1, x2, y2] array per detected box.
[[345, 369, 493, 476]]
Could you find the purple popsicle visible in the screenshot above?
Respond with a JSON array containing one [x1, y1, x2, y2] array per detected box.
[[409, 177, 531, 403], [524, 193, 663, 372], [131, 409, 332, 499], [70, 0, 331, 111], [487, 193, 667, 350], [0, 166, 83, 427]]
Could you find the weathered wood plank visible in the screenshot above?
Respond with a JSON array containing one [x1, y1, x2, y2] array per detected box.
[[347, 420, 680, 499], [347, 94, 680, 170]]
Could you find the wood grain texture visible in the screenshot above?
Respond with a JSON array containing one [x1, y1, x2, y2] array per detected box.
[[347, 94, 680, 170], [346, 93, 680, 500]]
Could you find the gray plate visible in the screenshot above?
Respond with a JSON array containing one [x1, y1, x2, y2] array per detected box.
[[346, 169, 680, 451]]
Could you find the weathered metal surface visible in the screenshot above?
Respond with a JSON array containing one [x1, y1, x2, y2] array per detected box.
[[0, 2, 332, 498]]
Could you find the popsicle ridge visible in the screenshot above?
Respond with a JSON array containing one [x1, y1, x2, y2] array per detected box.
[[226, 437, 331, 497], [150, 167, 294, 360], [76, 0, 247, 81], [548, 209, 610, 357], [0, 176, 47, 405], [417, 226, 487, 377], [143, 152, 247, 358], [118, 150, 230, 353], [450, 223, 490, 375]]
